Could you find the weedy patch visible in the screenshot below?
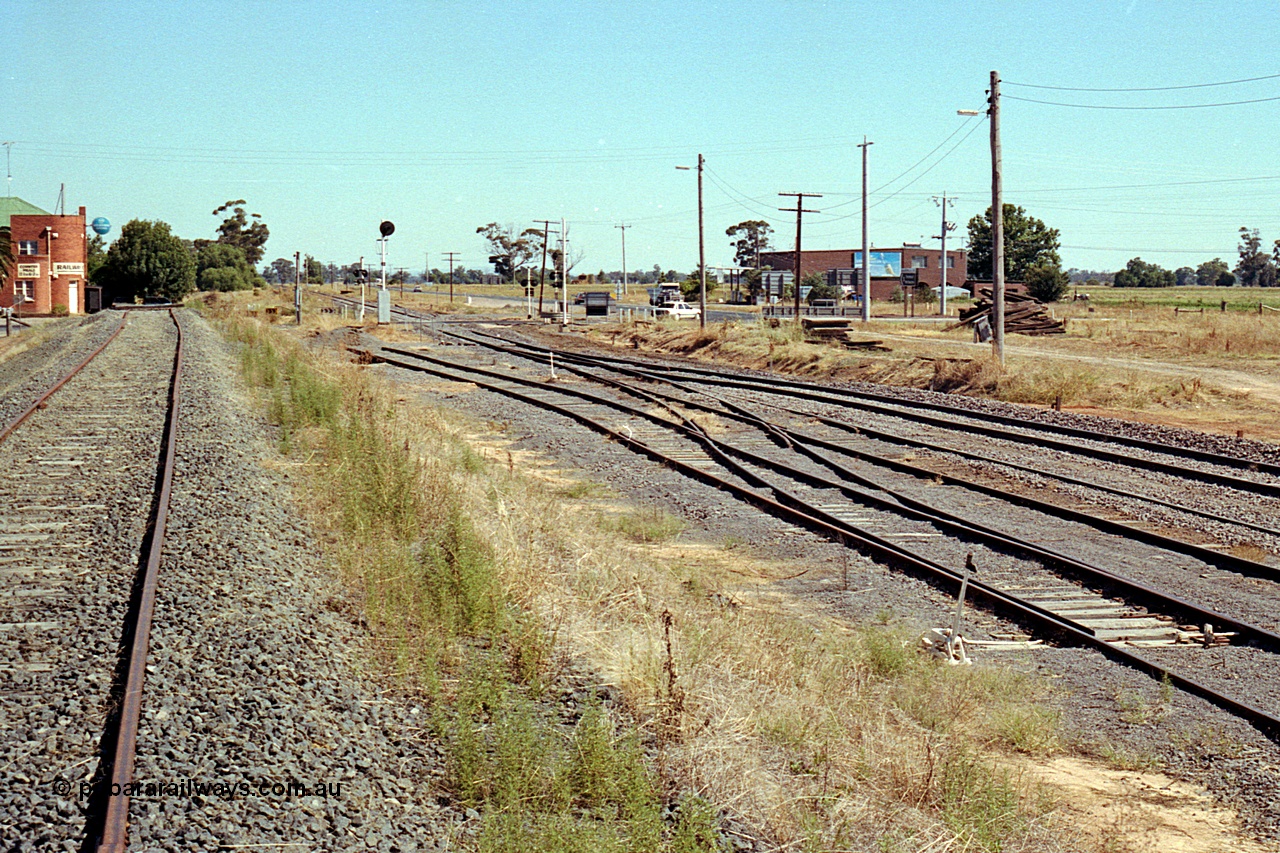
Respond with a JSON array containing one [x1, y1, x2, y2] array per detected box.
[[213, 307, 720, 852]]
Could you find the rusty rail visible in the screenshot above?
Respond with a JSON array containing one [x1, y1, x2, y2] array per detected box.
[[371, 340, 1280, 739], [93, 309, 184, 851], [0, 313, 129, 445]]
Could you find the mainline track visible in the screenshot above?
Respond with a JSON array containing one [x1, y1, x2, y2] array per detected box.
[[0, 309, 183, 851], [352, 313, 1280, 737]]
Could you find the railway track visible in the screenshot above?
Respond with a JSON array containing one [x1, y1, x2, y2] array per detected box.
[[0, 309, 182, 851], [338, 307, 1280, 736]]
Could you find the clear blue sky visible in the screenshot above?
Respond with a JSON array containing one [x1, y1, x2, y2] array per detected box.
[[4, 1, 1278, 278]]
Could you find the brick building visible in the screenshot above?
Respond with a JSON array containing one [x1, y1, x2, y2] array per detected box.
[[2, 197, 88, 315], [758, 245, 968, 301]]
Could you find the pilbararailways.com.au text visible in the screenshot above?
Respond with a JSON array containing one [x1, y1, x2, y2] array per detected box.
[[57, 778, 343, 800]]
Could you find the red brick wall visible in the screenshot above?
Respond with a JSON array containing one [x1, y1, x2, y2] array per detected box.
[[758, 246, 967, 290], [4, 208, 87, 314]]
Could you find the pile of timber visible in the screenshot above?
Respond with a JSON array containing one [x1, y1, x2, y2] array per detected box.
[[800, 317, 890, 351], [947, 289, 1065, 335]]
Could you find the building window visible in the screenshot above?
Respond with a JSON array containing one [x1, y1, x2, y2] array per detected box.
[[911, 255, 928, 269], [18, 241, 38, 256], [15, 281, 35, 302], [946, 256, 955, 269]]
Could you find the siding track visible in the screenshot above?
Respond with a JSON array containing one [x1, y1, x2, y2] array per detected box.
[[349, 309, 1280, 738]]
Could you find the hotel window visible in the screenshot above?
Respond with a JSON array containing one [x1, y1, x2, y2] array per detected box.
[[15, 281, 35, 302], [946, 256, 956, 269], [911, 255, 928, 269], [18, 241, 38, 256]]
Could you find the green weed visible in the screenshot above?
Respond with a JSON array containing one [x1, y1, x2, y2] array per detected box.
[[606, 506, 686, 544]]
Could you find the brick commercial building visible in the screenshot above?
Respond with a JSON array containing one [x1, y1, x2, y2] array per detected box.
[[2, 197, 88, 315], [758, 245, 968, 300]]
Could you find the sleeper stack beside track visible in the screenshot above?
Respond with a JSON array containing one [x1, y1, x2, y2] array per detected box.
[[0, 309, 182, 851]]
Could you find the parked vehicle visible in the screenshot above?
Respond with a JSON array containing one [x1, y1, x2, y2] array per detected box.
[[653, 300, 701, 320], [647, 285, 683, 306]]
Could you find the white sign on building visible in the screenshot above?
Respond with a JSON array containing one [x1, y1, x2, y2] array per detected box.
[[16, 263, 40, 277], [54, 262, 85, 276]]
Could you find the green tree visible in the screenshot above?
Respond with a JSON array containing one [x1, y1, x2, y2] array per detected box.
[[1195, 258, 1230, 288], [199, 200, 269, 265], [477, 222, 543, 281], [86, 234, 108, 284], [304, 254, 323, 284], [1114, 257, 1175, 288], [1235, 227, 1277, 288], [1024, 262, 1070, 302], [99, 219, 196, 302], [805, 276, 842, 304], [196, 243, 260, 292], [269, 257, 296, 286], [679, 272, 718, 301], [966, 204, 1061, 280], [725, 220, 773, 269], [1174, 266, 1196, 287]]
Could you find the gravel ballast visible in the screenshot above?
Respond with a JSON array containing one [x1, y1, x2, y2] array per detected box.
[[124, 311, 458, 851], [1, 312, 174, 850], [371, 325, 1280, 844]]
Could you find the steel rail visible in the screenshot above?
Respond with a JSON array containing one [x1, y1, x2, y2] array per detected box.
[[93, 309, 185, 852], [428, 329, 1280, 582], [371, 344, 1280, 736], [0, 313, 130, 445], [466, 327, 1280, 480], [454, 326, 1280, 497], [386, 340, 1280, 646]]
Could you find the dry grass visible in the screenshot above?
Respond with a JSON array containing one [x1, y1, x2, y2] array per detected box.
[[199, 290, 1264, 851], [0, 317, 72, 366], [587, 312, 1280, 441]]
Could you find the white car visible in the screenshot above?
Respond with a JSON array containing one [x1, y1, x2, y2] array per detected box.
[[654, 301, 701, 319]]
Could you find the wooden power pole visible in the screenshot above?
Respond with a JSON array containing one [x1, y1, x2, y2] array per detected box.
[[779, 192, 822, 322], [990, 69, 1005, 364]]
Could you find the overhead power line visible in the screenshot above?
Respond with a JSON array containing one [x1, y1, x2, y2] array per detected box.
[[823, 115, 982, 212], [1004, 94, 1280, 110], [1004, 72, 1280, 92]]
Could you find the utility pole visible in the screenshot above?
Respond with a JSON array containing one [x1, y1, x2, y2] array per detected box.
[[568, 216, 573, 325], [444, 252, 459, 303], [858, 137, 873, 323], [677, 156, 707, 328], [990, 70, 1005, 364], [358, 256, 366, 322], [698, 156, 707, 328], [294, 250, 302, 325], [2, 142, 13, 197], [396, 267, 407, 297], [934, 193, 956, 316], [615, 223, 628, 297], [779, 192, 822, 322], [534, 219, 557, 315]]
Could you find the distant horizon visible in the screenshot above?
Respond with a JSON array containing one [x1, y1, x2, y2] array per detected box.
[[5, 1, 1277, 280]]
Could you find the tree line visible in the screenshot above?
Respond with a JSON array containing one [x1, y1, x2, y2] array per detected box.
[[1112, 229, 1280, 288], [91, 200, 270, 303]]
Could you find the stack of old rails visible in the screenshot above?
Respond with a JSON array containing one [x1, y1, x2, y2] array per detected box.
[[947, 289, 1066, 335], [799, 316, 889, 350]]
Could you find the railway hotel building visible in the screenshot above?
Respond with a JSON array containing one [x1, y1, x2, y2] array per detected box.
[[1, 197, 88, 315]]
